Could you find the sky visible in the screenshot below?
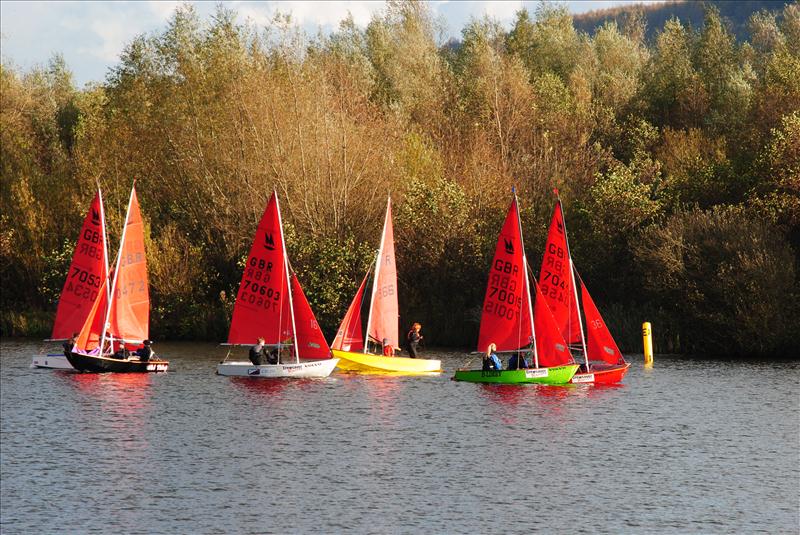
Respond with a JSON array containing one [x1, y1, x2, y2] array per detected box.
[[0, 1, 660, 86]]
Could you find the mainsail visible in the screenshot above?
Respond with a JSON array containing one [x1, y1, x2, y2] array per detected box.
[[477, 197, 534, 353], [331, 273, 368, 352], [539, 198, 583, 346], [228, 191, 292, 345], [365, 198, 399, 349], [581, 279, 625, 365], [51, 190, 109, 339]]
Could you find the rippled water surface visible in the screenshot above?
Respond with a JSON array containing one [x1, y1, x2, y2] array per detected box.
[[1, 339, 798, 534]]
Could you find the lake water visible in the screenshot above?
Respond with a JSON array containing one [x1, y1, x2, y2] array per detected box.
[[1, 339, 798, 534]]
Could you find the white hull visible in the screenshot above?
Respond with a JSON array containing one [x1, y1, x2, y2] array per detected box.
[[31, 354, 73, 369], [217, 358, 339, 378]]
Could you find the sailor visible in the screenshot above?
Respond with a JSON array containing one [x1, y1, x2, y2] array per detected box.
[[482, 343, 502, 371], [382, 338, 396, 356], [135, 339, 154, 362], [249, 337, 266, 365], [507, 351, 530, 370]]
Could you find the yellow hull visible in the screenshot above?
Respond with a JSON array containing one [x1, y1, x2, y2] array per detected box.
[[332, 350, 442, 374]]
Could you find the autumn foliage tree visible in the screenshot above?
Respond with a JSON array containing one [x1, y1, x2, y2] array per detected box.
[[1, 1, 797, 356]]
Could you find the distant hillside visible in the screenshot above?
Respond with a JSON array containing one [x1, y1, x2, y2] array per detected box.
[[573, 0, 788, 41]]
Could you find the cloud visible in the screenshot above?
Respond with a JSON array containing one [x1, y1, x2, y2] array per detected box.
[[235, 1, 383, 29]]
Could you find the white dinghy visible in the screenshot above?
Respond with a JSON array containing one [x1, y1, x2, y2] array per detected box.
[[217, 191, 338, 379]]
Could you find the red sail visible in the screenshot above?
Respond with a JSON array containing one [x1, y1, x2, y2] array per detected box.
[[290, 273, 331, 359], [477, 198, 532, 352], [332, 273, 368, 351], [74, 278, 109, 352], [367, 198, 399, 348], [533, 278, 575, 367], [228, 192, 292, 345], [52, 191, 108, 339], [107, 187, 149, 343], [539, 201, 582, 345], [581, 280, 625, 365]]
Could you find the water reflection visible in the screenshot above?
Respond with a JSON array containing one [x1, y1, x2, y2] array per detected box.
[[228, 376, 289, 397]]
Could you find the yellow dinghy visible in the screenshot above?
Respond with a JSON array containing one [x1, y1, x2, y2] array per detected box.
[[331, 196, 441, 375], [332, 349, 441, 374]]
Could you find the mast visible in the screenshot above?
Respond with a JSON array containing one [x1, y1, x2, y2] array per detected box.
[[556, 192, 588, 370], [364, 195, 390, 354], [100, 185, 135, 354], [275, 192, 299, 364], [514, 187, 538, 368]]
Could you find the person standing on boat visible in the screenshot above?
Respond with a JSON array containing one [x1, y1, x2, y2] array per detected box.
[[482, 343, 502, 371], [135, 339, 154, 362], [63, 333, 78, 358], [249, 337, 267, 365], [406, 323, 423, 358]]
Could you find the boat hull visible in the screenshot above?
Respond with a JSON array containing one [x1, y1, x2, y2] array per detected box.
[[452, 364, 578, 385], [31, 354, 73, 369], [67, 352, 169, 373], [570, 362, 630, 384], [217, 358, 339, 378], [332, 350, 441, 374]]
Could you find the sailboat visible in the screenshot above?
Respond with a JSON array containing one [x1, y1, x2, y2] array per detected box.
[[217, 191, 338, 378], [332, 197, 441, 374], [66, 186, 169, 373], [538, 192, 630, 384], [453, 192, 578, 384], [32, 190, 110, 369]]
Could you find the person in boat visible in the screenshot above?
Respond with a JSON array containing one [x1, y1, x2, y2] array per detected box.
[[482, 343, 502, 371], [135, 339, 154, 362], [382, 338, 398, 356], [63, 333, 78, 358], [406, 323, 423, 358], [249, 337, 267, 365], [266, 347, 279, 365], [507, 351, 530, 370]]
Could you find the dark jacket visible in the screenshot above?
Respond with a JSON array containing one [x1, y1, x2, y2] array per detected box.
[[249, 343, 265, 365], [135, 345, 153, 361], [508, 353, 530, 370]]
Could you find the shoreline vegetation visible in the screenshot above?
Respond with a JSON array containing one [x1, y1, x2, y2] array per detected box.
[[1, 2, 798, 358]]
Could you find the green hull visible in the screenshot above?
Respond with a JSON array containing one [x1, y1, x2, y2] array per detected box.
[[452, 364, 578, 385]]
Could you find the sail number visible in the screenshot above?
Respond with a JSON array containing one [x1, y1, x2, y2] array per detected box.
[[241, 279, 280, 300], [71, 267, 102, 288], [485, 263, 521, 320], [377, 284, 394, 298], [115, 280, 145, 297], [65, 281, 100, 302], [83, 228, 103, 244], [541, 242, 568, 302], [246, 258, 274, 283], [540, 270, 568, 302], [78, 242, 103, 261]]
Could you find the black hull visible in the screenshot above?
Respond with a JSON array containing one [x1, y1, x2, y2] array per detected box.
[[68, 351, 169, 373]]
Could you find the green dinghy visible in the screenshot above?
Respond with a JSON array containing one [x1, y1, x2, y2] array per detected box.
[[452, 364, 578, 385]]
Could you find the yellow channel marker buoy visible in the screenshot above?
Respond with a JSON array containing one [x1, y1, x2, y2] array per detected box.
[[642, 322, 653, 367]]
